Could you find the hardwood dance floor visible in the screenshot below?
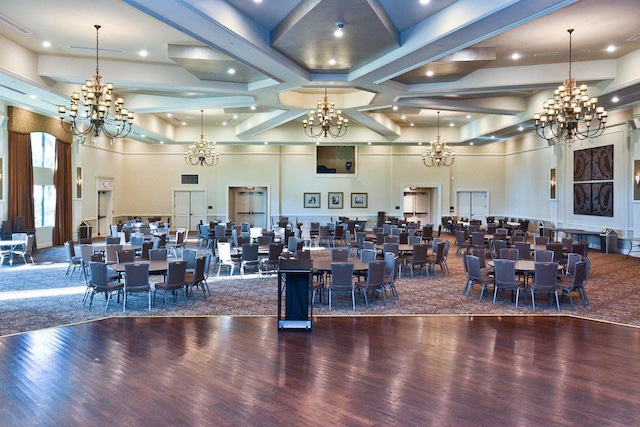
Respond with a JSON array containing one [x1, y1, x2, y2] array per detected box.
[[1, 315, 639, 426]]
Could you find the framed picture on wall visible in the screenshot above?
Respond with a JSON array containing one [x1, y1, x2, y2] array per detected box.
[[351, 192, 368, 208], [304, 192, 321, 208], [328, 192, 343, 209]]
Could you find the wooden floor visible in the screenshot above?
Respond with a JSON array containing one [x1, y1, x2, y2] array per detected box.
[[1, 315, 639, 426]]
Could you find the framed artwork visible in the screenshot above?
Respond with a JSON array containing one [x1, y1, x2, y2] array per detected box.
[[351, 192, 368, 208], [328, 192, 343, 209], [304, 192, 321, 208]]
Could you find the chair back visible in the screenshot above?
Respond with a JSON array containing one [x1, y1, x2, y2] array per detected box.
[[466, 255, 482, 280], [561, 237, 573, 250], [89, 262, 109, 288], [190, 256, 206, 283], [297, 249, 311, 260], [267, 243, 284, 261], [534, 236, 550, 245], [383, 243, 399, 256], [398, 232, 409, 244], [149, 248, 168, 261], [412, 244, 428, 262], [257, 235, 272, 246], [365, 261, 386, 288], [331, 248, 349, 261], [493, 259, 517, 285], [533, 262, 559, 291], [141, 240, 153, 260], [565, 253, 582, 276], [130, 235, 144, 247], [434, 241, 446, 262], [106, 236, 120, 244], [218, 241, 233, 262], [360, 248, 377, 263], [570, 242, 587, 258], [408, 236, 421, 245], [330, 263, 355, 290], [166, 261, 188, 286], [116, 249, 136, 264], [470, 248, 487, 268], [493, 239, 508, 256], [79, 244, 94, 265], [545, 243, 563, 264], [384, 235, 399, 244], [500, 248, 519, 260], [105, 244, 123, 263], [471, 232, 485, 247], [124, 263, 150, 291], [182, 248, 198, 270], [514, 242, 531, 260], [571, 260, 587, 288], [383, 252, 398, 282], [534, 249, 554, 262], [242, 243, 259, 262], [455, 230, 467, 246], [287, 236, 299, 254]]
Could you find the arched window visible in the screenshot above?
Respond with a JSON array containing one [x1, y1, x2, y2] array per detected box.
[[31, 132, 56, 227]]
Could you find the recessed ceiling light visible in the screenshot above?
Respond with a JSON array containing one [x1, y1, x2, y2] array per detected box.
[[328, 58, 336, 65], [182, 122, 186, 126], [418, 142, 423, 146], [228, 68, 236, 75], [166, 113, 172, 117], [233, 114, 238, 119], [426, 70, 434, 77], [466, 114, 471, 119], [250, 106, 256, 110], [264, 141, 268, 145], [518, 126, 524, 131], [400, 114, 406, 119], [449, 123, 454, 127], [368, 141, 372, 145], [419, 0, 430, 4], [511, 53, 520, 60], [139, 50, 148, 57], [491, 135, 495, 139], [29, 94, 37, 99], [470, 142, 474, 145], [42, 41, 51, 48], [222, 121, 227, 126], [392, 105, 398, 111], [141, 134, 146, 138], [607, 45, 616, 53], [254, 0, 263, 3], [612, 96, 619, 103], [334, 22, 344, 38], [410, 123, 414, 127]]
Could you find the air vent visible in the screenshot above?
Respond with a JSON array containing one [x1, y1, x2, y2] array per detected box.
[[68, 46, 124, 54], [534, 49, 591, 58], [181, 174, 199, 185], [0, 83, 27, 95], [0, 15, 31, 34]]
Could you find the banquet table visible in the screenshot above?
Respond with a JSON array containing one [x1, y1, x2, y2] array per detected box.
[[0, 239, 27, 266]]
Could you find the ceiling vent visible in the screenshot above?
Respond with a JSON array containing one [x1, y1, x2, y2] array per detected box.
[[0, 15, 30, 34]]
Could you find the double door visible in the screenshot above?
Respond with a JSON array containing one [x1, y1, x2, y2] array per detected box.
[[231, 187, 267, 229], [456, 191, 488, 223], [173, 190, 207, 231]]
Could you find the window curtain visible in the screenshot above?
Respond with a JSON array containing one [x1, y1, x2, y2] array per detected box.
[[53, 138, 72, 245], [8, 131, 35, 231]]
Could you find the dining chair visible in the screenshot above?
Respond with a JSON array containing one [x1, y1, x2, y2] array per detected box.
[[514, 242, 531, 260], [426, 241, 446, 277], [382, 252, 400, 303], [455, 230, 471, 255], [153, 260, 188, 308], [328, 262, 356, 311], [331, 248, 349, 261], [149, 248, 168, 261], [140, 240, 154, 260], [185, 256, 210, 300], [564, 253, 582, 276], [260, 242, 284, 276], [182, 248, 198, 270], [105, 236, 121, 245], [530, 262, 560, 311], [123, 263, 151, 312], [217, 241, 239, 276], [557, 260, 588, 310], [492, 259, 524, 307], [241, 243, 260, 277], [465, 255, 495, 300], [105, 244, 123, 264], [534, 236, 550, 245], [85, 261, 123, 312], [355, 261, 386, 308], [65, 241, 82, 278], [406, 244, 429, 278], [499, 248, 519, 261]]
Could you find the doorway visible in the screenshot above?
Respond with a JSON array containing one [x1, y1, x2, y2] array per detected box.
[[97, 190, 112, 236], [229, 187, 268, 229], [456, 191, 488, 224], [403, 187, 432, 225], [173, 190, 207, 231]]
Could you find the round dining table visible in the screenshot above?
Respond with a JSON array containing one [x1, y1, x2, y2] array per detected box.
[[109, 260, 169, 274]]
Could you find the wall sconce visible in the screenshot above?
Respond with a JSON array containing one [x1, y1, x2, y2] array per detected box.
[[550, 168, 556, 200], [550, 179, 556, 188], [635, 175, 640, 187], [76, 166, 82, 199]]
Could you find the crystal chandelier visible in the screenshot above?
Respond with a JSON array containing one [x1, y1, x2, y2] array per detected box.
[[422, 111, 455, 167], [185, 110, 220, 166], [59, 25, 134, 145], [302, 89, 349, 139], [533, 29, 607, 147]]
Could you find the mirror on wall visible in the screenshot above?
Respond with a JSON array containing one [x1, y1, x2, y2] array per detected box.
[[316, 146, 356, 174]]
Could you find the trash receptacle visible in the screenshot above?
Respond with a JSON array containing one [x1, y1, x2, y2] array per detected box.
[[78, 221, 92, 240], [599, 228, 618, 254]]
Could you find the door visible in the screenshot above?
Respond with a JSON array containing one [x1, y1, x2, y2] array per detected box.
[[456, 191, 488, 223], [97, 191, 112, 236], [173, 190, 207, 231], [403, 188, 430, 225], [231, 187, 268, 229]]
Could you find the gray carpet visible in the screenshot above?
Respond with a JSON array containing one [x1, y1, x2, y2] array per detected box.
[[1, 238, 639, 337]]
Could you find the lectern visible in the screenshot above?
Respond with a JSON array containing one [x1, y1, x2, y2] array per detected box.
[[277, 258, 313, 330]]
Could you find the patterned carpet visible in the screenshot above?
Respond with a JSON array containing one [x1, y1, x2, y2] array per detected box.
[[1, 237, 639, 337]]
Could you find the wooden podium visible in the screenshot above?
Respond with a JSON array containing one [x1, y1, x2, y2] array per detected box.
[[277, 259, 313, 330]]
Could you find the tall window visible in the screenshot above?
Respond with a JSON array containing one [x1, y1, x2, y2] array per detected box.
[[31, 132, 56, 227]]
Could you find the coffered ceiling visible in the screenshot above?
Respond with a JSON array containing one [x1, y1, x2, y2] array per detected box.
[[0, 0, 639, 146]]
